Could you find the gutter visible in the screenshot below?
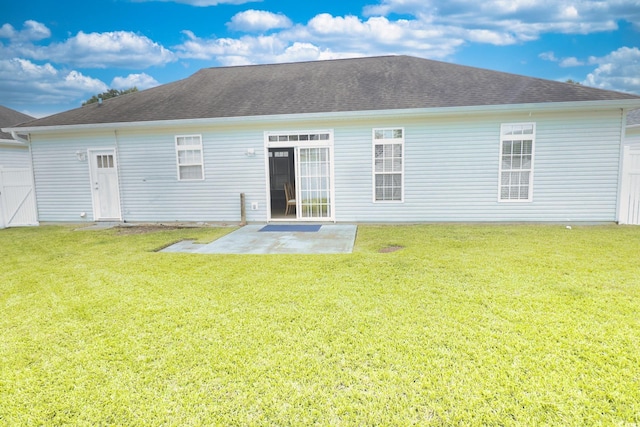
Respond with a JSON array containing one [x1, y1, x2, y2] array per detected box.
[[5, 99, 640, 135], [9, 131, 30, 144]]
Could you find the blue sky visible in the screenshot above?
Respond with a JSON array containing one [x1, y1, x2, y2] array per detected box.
[[2, 0, 639, 118]]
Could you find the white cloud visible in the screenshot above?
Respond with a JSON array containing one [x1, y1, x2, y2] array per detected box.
[[559, 57, 584, 67], [363, 0, 628, 41], [307, 14, 369, 37], [539, 51, 558, 62], [561, 5, 580, 19], [0, 20, 51, 42], [0, 24, 176, 69], [274, 42, 360, 63], [540, 51, 585, 67], [228, 10, 292, 32], [464, 28, 517, 45], [0, 58, 107, 105], [176, 30, 274, 61], [175, 1, 638, 68], [0, 24, 15, 39], [7, 30, 176, 69], [176, 12, 465, 65], [583, 46, 640, 93], [111, 73, 160, 90], [176, 29, 348, 65], [302, 14, 464, 54]]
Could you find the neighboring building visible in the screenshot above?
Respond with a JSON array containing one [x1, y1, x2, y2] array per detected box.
[[0, 105, 33, 168], [3, 55, 640, 224], [0, 105, 37, 228]]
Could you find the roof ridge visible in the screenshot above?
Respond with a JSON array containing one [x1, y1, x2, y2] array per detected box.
[[200, 54, 405, 71]]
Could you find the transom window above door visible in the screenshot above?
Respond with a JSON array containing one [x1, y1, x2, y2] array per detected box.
[[268, 133, 330, 142]]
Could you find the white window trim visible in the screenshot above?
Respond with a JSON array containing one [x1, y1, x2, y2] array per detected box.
[[498, 123, 535, 203], [372, 127, 404, 203], [175, 134, 204, 181]]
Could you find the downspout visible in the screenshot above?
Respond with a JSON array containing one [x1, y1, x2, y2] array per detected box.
[[114, 130, 125, 222]]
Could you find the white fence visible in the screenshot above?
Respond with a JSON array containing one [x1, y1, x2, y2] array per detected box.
[[619, 145, 640, 225], [0, 167, 38, 228]]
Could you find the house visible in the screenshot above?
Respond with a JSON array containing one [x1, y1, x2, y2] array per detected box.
[[3, 55, 640, 225], [0, 105, 38, 228]]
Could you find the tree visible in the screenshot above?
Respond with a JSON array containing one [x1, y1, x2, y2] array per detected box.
[[565, 79, 582, 85], [83, 87, 138, 106]]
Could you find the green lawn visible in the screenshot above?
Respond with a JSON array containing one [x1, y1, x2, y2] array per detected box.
[[1, 224, 639, 426]]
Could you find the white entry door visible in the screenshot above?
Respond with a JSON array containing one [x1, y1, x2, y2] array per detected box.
[[89, 149, 121, 221]]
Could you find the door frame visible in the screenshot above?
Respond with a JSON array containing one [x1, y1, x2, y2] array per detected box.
[[267, 147, 295, 218], [88, 147, 122, 221], [264, 130, 335, 222]]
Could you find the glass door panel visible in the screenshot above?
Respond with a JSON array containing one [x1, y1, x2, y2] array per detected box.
[[298, 147, 332, 219]]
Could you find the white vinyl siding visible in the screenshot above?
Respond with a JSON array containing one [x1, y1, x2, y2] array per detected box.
[[334, 111, 621, 222], [29, 132, 113, 222], [0, 146, 30, 169], [499, 123, 535, 202], [373, 128, 403, 202], [176, 135, 204, 180], [27, 108, 625, 224]]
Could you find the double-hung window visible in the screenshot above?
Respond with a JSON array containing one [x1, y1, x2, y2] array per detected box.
[[373, 128, 404, 202], [175, 135, 204, 181], [499, 123, 535, 201]]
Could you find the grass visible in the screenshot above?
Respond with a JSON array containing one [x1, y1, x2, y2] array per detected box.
[[1, 224, 639, 426]]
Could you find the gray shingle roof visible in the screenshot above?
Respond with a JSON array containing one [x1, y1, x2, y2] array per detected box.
[[0, 105, 34, 139], [15, 55, 640, 128]]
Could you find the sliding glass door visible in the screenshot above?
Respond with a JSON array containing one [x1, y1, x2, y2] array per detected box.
[[265, 131, 334, 221]]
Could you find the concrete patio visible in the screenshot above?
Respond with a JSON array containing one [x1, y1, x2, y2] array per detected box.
[[160, 224, 357, 254]]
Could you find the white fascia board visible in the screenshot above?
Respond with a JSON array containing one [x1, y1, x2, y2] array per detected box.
[[6, 99, 640, 135]]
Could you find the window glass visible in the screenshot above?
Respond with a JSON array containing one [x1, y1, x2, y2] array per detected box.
[[176, 135, 204, 180], [373, 128, 404, 202], [499, 124, 535, 201]]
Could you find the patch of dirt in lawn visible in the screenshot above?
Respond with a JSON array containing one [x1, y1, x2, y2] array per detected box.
[[115, 224, 201, 235], [379, 245, 404, 253]]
